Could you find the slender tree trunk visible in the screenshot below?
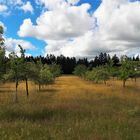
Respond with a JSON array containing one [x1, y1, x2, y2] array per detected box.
[[135, 77, 137, 83], [39, 83, 41, 91], [123, 80, 126, 88], [14, 78, 18, 103], [104, 80, 106, 85], [25, 78, 29, 97]]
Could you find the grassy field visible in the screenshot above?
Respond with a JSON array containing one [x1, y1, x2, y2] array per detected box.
[[0, 76, 140, 140]]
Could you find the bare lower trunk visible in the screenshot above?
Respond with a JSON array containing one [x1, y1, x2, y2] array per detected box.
[[25, 78, 29, 97], [14, 79, 18, 103], [135, 77, 137, 83], [104, 80, 106, 85], [39, 83, 41, 91], [123, 80, 126, 88]]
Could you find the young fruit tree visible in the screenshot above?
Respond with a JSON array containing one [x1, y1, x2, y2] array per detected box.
[[73, 64, 87, 77], [129, 61, 140, 82], [95, 67, 109, 84], [32, 60, 54, 91], [107, 60, 120, 80], [18, 45, 39, 97], [5, 52, 24, 102], [85, 67, 110, 85], [119, 57, 132, 88], [39, 65, 54, 89]]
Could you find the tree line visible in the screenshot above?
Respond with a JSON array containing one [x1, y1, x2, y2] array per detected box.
[[24, 52, 139, 74], [73, 57, 140, 88]]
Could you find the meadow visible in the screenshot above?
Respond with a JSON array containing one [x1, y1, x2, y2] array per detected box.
[[0, 76, 140, 140]]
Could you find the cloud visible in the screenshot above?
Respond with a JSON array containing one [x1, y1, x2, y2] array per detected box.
[[0, 5, 8, 12], [20, 1, 34, 14], [68, 0, 80, 5], [18, 3, 94, 40], [0, 5, 8, 15], [8, 0, 23, 5], [18, 18, 37, 37], [0, 19, 35, 57], [94, 0, 140, 55], [4, 38, 36, 57], [44, 31, 108, 58], [0, 0, 34, 15], [5, 38, 35, 51], [18, 0, 140, 58], [35, 0, 80, 9], [35, 0, 65, 10], [0, 0, 23, 5]]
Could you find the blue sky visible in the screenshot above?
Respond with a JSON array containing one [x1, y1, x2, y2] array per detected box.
[[0, 0, 140, 58]]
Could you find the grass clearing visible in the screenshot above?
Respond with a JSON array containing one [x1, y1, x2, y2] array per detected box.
[[0, 76, 140, 140]]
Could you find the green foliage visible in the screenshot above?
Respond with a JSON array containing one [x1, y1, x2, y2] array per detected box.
[[85, 70, 96, 81], [73, 65, 87, 77], [85, 67, 110, 84], [18, 44, 25, 58], [0, 26, 5, 81], [93, 68, 110, 84], [0, 26, 4, 46], [24, 62, 39, 79], [106, 60, 120, 78], [0, 25, 4, 34], [32, 62, 55, 90], [6, 52, 24, 81], [0, 47, 5, 80], [119, 60, 131, 80], [129, 61, 140, 80], [118, 58, 138, 87], [110, 67, 120, 78], [39, 65, 54, 85], [49, 64, 61, 77]]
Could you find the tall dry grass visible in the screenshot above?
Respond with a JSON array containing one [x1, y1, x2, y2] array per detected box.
[[0, 76, 140, 140]]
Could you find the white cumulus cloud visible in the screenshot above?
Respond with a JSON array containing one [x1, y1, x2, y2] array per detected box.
[[5, 38, 36, 57], [0, 5, 8, 12], [20, 1, 34, 13], [18, 2, 94, 40], [18, 0, 140, 58], [0, 5, 8, 15], [94, 0, 140, 55], [0, 0, 34, 15]]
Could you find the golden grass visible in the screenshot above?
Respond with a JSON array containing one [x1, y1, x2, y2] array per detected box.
[[0, 76, 140, 102], [0, 76, 140, 140]]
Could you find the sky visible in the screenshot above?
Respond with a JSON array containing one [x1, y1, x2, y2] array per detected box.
[[0, 0, 140, 58]]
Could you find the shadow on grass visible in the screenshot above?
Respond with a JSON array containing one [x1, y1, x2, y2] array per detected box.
[[0, 109, 55, 122], [124, 86, 140, 94], [0, 86, 13, 89], [0, 89, 14, 93], [37, 89, 59, 100], [39, 89, 58, 93], [0, 106, 91, 122]]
